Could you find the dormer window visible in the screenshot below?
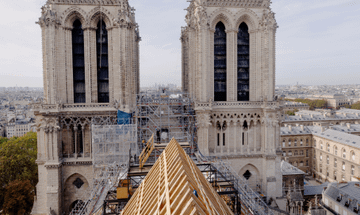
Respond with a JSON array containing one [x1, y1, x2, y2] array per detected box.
[[337, 194, 342, 202]]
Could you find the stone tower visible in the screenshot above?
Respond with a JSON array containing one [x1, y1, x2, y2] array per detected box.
[[181, 0, 283, 199], [31, 0, 140, 214]]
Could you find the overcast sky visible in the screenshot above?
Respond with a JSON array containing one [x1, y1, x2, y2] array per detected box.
[[0, 0, 359, 87]]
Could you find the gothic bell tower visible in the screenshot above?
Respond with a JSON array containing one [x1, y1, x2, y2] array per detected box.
[[31, 0, 140, 214], [181, 0, 283, 200]]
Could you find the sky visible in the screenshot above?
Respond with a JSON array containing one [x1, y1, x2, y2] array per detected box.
[[0, 0, 359, 87]]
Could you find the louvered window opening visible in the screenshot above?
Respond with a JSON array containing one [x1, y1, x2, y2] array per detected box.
[[97, 21, 109, 103], [237, 22, 250, 101], [214, 22, 227, 101], [72, 20, 86, 103]]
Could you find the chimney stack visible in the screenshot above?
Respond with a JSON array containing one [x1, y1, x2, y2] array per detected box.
[[347, 123, 351, 129], [300, 125, 304, 131], [321, 126, 326, 132]]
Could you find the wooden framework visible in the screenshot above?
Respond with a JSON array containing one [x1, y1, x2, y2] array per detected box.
[[139, 134, 155, 169], [121, 138, 234, 215]]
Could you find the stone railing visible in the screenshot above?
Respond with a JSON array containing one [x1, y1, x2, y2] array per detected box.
[[32, 103, 116, 112], [195, 101, 279, 109]]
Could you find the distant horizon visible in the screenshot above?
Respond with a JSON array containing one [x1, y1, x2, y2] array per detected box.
[[1, 83, 360, 89]]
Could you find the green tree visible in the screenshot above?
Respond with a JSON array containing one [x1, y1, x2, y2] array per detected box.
[[352, 102, 360, 110], [2, 180, 35, 215], [0, 136, 8, 145], [0, 132, 37, 212]]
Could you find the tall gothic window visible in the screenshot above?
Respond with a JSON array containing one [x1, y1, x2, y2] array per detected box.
[[214, 22, 227, 101], [237, 22, 249, 101], [97, 20, 109, 103], [72, 19, 85, 103]]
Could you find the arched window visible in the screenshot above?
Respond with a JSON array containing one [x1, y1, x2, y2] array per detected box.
[[282, 139, 285, 148], [334, 146, 338, 155], [320, 153, 322, 161], [320, 142, 323, 150], [294, 150, 298, 156], [314, 139, 316, 147], [351, 165, 355, 175], [294, 139, 297, 146], [237, 22, 249, 101], [342, 161, 346, 171], [342, 149, 346, 159], [300, 139, 303, 146], [214, 22, 227, 101], [327, 143, 330, 152], [288, 139, 291, 147], [334, 158, 337, 167], [306, 149, 309, 157], [327, 155, 329, 164], [72, 19, 85, 103], [352, 151, 355, 161], [300, 150, 304, 156], [97, 20, 109, 103]]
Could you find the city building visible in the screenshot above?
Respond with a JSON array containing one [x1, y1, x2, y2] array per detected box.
[[31, 0, 140, 214], [5, 118, 36, 138], [281, 125, 313, 174], [282, 109, 360, 127], [309, 94, 352, 109], [312, 129, 360, 183], [181, 0, 283, 200], [322, 182, 360, 215], [281, 101, 310, 113], [281, 124, 360, 183]]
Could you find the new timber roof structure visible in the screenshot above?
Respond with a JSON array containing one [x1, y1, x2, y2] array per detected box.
[[121, 138, 234, 215]]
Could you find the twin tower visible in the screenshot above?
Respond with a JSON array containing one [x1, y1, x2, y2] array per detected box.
[[32, 0, 282, 214]]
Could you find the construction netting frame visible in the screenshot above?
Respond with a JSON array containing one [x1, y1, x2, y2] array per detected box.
[[92, 124, 138, 167]]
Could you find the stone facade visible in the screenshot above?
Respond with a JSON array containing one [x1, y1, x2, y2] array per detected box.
[[181, 0, 283, 200], [280, 125, 360, 184], [31, 0, 140, 214]]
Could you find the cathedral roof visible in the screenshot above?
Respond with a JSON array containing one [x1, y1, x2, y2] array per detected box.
[[121, 138, 233, 215]]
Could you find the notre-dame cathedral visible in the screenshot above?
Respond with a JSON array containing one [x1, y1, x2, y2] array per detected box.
[[31, 0, 282, 214]]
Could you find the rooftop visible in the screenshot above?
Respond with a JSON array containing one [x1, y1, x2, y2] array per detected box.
[[281, 161, 305, 175], [312, 129, 360, 149], [323, 182, 360, 211]]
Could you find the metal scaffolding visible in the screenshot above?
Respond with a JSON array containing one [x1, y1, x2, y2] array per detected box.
[[135, 91, 196, 153], [69, 163, 128, 215], [195, 153, 275, 215], [92, 124, 138, 167]]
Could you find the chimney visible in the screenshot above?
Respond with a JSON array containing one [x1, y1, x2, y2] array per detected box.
[[347, 123, 351, 129], [300, 125, 304, 131], [311, 114, 314, 118], [321, 126, 326, 132], [289, 125, 292, 132]]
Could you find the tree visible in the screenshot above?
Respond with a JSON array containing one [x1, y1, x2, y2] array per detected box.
[[0, 137, 8, 145], [2, 180, 35, 215], [352, 102, 360, 110], [0, 132, 37, 212]]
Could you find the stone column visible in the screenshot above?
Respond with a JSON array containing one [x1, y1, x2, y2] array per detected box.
[[196, 111, 210, 156], [64, 27, 74, 103], [226, 29, 237, 101], [82, 126, 85, 157], [83, 27, 93, 104], [88, 27, 98, 103], [240, 120, 243, 154], [209, 29, 215, 101], [233, 122, 237, 154], [74, 126, 78, 158]]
